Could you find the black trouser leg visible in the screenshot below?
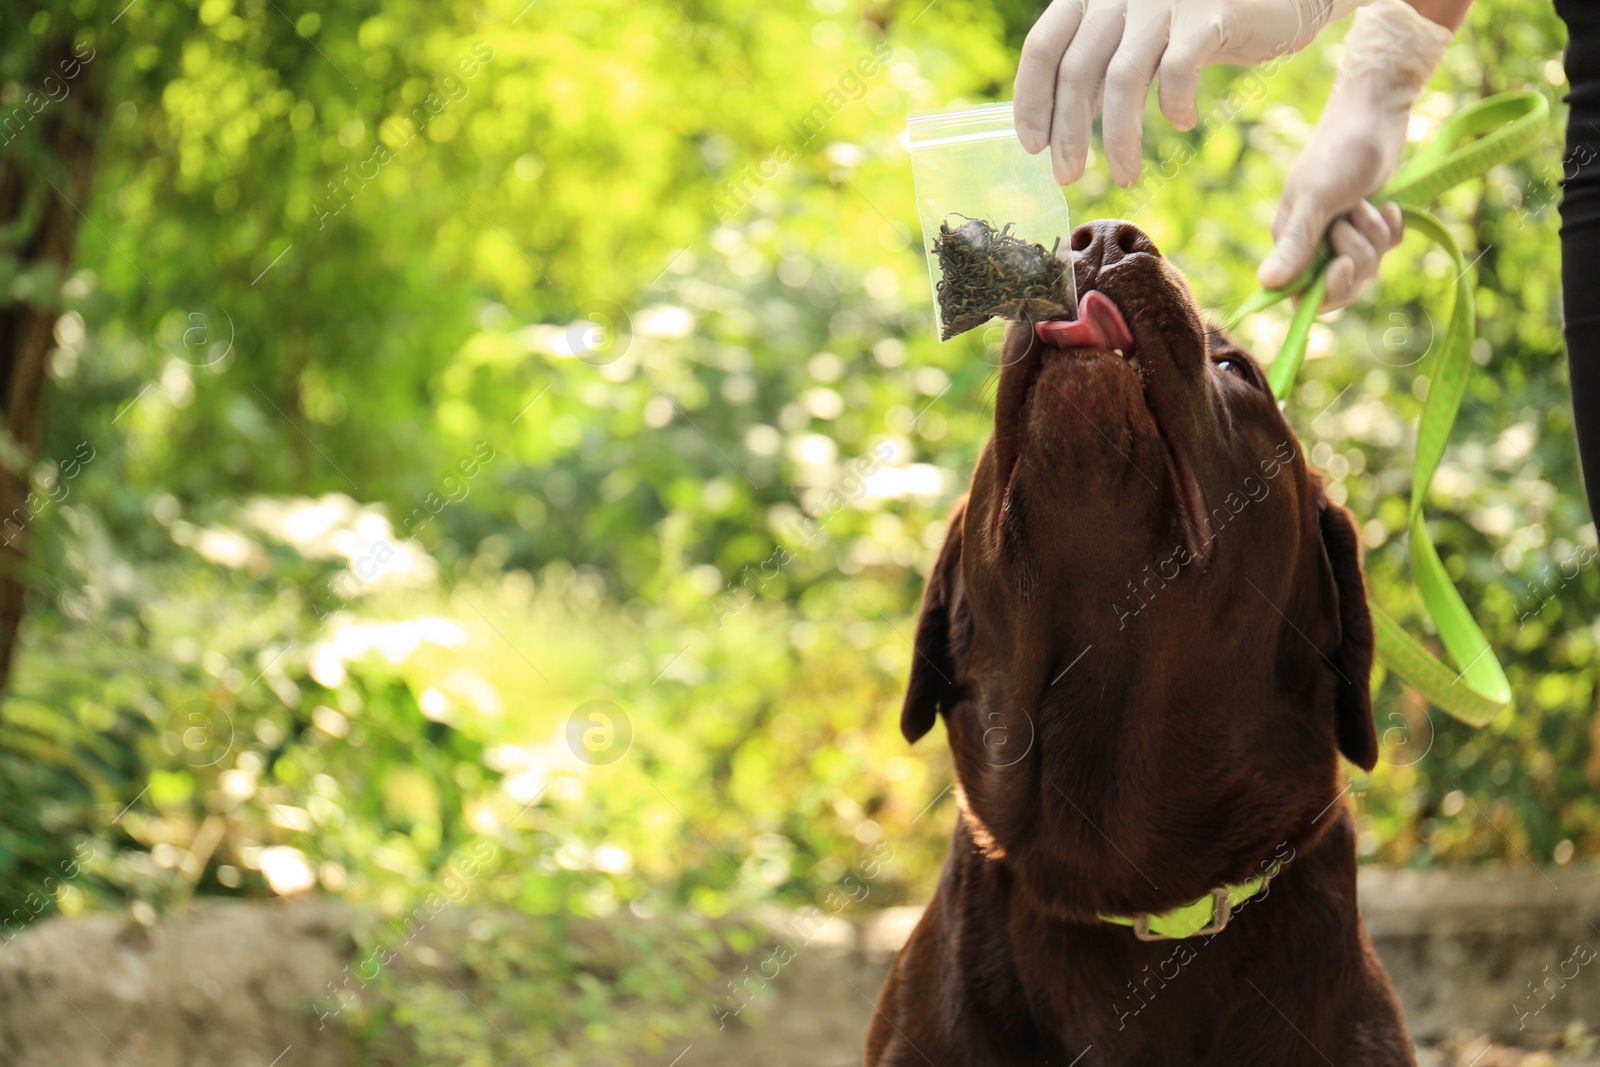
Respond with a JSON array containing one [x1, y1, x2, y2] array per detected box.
[[1559, 5, 1600, 523]]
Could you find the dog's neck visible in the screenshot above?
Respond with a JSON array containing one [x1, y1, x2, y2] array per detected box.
[[948, 677, 1352, 926], [936, 799, 1367, 1052]]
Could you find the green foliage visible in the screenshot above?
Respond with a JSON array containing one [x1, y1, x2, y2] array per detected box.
[[351, 911, 735, 1067], [0, 0, 1590, 1059]]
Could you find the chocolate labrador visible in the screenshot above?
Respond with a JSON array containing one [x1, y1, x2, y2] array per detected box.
[[867, 220, 1410, 1066]]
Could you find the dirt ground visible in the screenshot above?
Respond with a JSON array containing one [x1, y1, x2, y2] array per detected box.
[[4, 870, 1600, 1066], [1418, 1035, 1600, 1067]]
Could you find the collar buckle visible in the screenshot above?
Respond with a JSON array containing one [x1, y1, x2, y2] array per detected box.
[[1130, 886, 1232, 942]]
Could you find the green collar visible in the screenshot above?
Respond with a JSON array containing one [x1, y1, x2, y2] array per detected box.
[[1098, 871, 1271, 941]]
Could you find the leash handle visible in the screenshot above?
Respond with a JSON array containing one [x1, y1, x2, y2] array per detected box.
[[1224, 90, 1547, 728]]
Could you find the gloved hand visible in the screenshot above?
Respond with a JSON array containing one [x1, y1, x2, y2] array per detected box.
[[1014, 0, 1368, 188], [1257, 0, 1455, 309]]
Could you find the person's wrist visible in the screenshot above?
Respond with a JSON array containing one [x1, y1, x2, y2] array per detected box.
[[1404, 0, 1473, 31], [1304, 0, 1378, 41], [1324, 71, 1418, 117], [1313, 0, 1451, 155], [1338, 0, 1454, 98]]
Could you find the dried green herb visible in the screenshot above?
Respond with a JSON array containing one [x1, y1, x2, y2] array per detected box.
[[932, 215, 1074, 340]]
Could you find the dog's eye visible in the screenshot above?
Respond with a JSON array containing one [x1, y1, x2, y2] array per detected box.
[[1215, 357, 1247, 378]]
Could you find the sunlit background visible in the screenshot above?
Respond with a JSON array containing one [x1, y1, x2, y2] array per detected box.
[[0, 0, 1585, 1060]]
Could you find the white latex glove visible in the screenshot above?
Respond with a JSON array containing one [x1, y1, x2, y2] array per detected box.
[[1258, 0, 1454, 309], [1015, 0, 1368, 188]]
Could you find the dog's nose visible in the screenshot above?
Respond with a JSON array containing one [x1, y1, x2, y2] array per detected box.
[[1070, 219, 1161, 275]]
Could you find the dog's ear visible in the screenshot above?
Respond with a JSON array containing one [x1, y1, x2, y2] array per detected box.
[[1316, 496, 1378, 770], [901, 498, 969, 744]]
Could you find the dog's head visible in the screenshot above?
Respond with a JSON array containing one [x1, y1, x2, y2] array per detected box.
[[903, 219, 1375, 917]]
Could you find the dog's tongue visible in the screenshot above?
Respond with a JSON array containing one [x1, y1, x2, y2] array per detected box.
[[1036, 290, 1134, 351]]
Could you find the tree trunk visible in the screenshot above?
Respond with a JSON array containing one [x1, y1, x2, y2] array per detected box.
[[0, 35, 105, 690]]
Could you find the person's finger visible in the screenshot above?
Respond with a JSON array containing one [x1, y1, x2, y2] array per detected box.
[[1049, 0, 1126, 185], [1101, 1, 1169, 186], [1157, 9, 1224, 131], [1259, 191, 1333, 289], [1321, 254, 1358, 312], [1331, 216, 1379, 282], [1015, 0, 1090, 154], [1324, 217, 1377, 309], [1345, 198, 1394, 256], [1380, 201, 1405, 251]]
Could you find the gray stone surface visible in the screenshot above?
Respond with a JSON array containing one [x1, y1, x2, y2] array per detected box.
[[1358, 866, 1600, 1042], [3, 868, 1600, 1065], [0, 898, 354, 1066]]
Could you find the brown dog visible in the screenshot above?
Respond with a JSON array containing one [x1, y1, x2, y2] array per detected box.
[[867, 220, 1411, 1066]]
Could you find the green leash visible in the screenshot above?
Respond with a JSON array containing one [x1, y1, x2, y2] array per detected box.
[[1226, 90, 1549, 728]]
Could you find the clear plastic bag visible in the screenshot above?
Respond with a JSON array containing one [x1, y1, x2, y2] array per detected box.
[[908, 102, 1078, 341]]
